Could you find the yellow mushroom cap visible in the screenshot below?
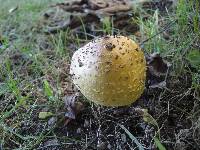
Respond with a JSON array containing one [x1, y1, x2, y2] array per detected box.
[[70, 35, 146, 106]]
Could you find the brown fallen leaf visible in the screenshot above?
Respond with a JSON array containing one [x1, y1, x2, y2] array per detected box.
[[45, 13, 99, 34], [146, 53, 171, 89], [96, 4, 132, 14], [63, 92, 84, 126], [44, 0, 137, 34], [147, 52, 171, 77], [55, 0, 131, 13], [44, 0, 175, 34], [88, 0, 108, 10]]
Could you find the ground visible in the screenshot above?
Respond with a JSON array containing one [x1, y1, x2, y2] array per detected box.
[[0, 0, 200, 150]]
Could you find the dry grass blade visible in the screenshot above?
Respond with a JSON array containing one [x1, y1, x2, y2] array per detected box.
[[118, 124, 144, 150]]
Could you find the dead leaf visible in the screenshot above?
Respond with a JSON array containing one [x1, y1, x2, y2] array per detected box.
[[44, 0, 175, 34], [64, 92, 84, 120], [88, 0, 108, 10], [147, 53, 171, 77], [146, 53, 171, 89], [55, 0, 132, 14], [44, 0, 138, 34], [96, 4, 132, 14], [45, 13, 99, 34], [63, 118, 72, 126], [63, 92, 84, 126]]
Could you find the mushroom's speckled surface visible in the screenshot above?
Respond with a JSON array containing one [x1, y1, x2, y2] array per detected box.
[[70, 35, 146, 106]]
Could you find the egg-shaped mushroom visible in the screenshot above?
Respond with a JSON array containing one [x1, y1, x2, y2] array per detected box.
[[70, 35, 146, 106]]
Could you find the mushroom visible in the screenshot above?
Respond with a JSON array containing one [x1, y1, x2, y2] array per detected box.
[[70, 35, 146, 106]]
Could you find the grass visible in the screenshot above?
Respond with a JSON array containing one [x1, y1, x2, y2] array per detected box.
[[0, 0, 199, 149], [0, 0, 66, 149]]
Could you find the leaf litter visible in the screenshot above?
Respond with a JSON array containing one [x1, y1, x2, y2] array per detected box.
[[43, 0, 139, 34]]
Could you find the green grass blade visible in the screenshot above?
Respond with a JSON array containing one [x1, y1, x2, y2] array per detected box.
[[153, 137, 166, 150]]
